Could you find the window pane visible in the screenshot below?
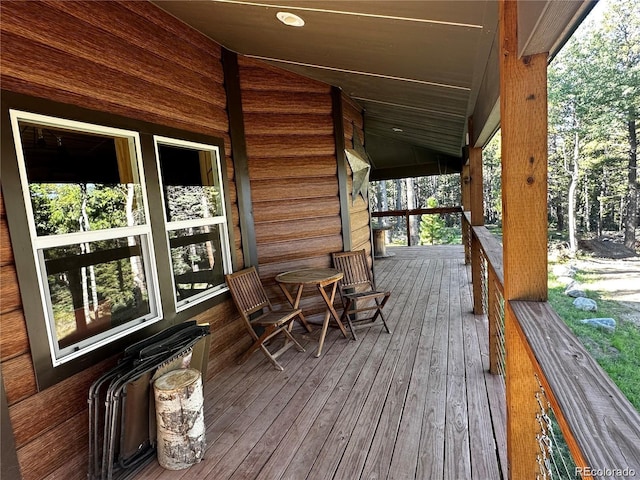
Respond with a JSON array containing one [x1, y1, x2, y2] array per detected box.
[[169, 226, 224, 302], [18, 121, 146, 235], [157, 144, 223, 222], [43, 236, 152, 350]]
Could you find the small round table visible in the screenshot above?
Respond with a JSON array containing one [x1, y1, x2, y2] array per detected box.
[[275, 268, 348, 357]]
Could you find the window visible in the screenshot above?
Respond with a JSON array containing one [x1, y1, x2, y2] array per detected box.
[[155, 137, 231, 309], [9, 110, 161, 365]]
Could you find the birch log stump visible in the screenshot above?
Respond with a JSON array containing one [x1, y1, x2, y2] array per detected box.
[[153, 368, 205, 470]]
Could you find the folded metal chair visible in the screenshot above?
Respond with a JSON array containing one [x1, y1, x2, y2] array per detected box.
[[331, 249, 391, 341], [88, 321, 210, 480]]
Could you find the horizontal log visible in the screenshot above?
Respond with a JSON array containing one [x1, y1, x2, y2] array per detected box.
[[46, 0, 223, 81], [41, 447, 86, 480], [239, 62, 330, 94], [1, 2, 224, 106], [252, 197, 341, 223], [255, 215, 342, 244], [352, 224, 372, 248], [243, 113, 333, 136], [9, 356, 114, 447], [17, 410, 88, 480], [257, 235, 343, 265], [248, 156, 337, 180], [0, 32, 229, 133], [0, 309, 29, 361], [250, 177, 339, 202], [2, 353, 37, 405], [245, 134, 336, 158], [241, 91, 332, 115], [0, 265, 21, 314], [510, 301, 640, 474], [0, 216, 14, 266], [2, 74, 228, 140], [257, 255, 331, 281], [350, 209, 371, 231]]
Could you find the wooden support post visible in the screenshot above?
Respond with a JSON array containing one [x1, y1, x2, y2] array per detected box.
[[461, 164, 471, 264], [499, 0, 549, 478], [469, 138, 485, 315]]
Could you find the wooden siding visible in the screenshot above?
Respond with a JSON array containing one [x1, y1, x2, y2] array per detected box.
[[0, 2, 243, 479], [342, 95, 372, 255], [238, 57, 343, 320]]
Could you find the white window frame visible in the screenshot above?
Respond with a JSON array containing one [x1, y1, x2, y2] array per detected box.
[[9, 110, 162, 366], [154, 135, 232, 311]]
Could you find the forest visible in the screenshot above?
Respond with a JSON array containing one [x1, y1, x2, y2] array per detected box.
[[370, 0, 639, 255]]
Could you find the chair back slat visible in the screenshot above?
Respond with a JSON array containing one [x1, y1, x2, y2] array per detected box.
[[332, 249, 373, 290], [225, 267, 271, 316]]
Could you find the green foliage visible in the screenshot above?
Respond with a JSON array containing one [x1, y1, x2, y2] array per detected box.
[[548, 270, 640, 410]]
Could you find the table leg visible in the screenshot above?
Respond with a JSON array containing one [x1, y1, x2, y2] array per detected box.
[[278, 283, 312, 333], [315, 280, 348, 357]]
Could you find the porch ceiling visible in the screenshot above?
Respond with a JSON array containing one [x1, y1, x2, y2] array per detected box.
[[153, 0, 594, 180]]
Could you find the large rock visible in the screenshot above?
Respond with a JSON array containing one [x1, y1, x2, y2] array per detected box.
[[573, 297, 597, 312], [557, 276, 576, 287], [580, 318, 616, 333], [565, 284, 587, 298]]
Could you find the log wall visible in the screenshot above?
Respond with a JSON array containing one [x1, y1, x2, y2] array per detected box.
[[238, 57, 344, 319], [0, 2, 244, 478]]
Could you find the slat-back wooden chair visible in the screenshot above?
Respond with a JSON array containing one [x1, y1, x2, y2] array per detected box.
[[331, 249, 391, 341], [225, 266, 305, 370]]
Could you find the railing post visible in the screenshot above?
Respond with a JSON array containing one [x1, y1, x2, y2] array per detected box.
[[499, 0, 549, 477], [461, 164, 471, 264], [468, 117, 485, 315], [405, 211, 411, 246]]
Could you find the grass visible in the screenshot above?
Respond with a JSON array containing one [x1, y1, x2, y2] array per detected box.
[[548, 268, 640, 411]]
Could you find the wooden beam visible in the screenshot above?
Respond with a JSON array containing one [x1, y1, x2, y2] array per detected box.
[[332, 87, 352, 252], [500, 0, 549, 477], [222, 48, 258, 269]]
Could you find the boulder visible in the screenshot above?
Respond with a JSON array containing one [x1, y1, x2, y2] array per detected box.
[[557, 276, 575, 287], [573, 297, 597, 312], [553, 264, 577, 278], [565, 284, 587, 298], [580, 318, 616, 333]]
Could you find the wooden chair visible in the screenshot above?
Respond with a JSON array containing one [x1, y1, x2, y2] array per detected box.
[[225, 266, 306, 370], [331, 249, 391, 341]]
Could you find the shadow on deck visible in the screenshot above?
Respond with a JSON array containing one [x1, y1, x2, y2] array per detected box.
[[137, 245, 506, 480]]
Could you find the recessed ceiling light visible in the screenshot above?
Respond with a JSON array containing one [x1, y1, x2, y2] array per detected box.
[[392, 127, 404, 132], [276, 11, 305, 27]]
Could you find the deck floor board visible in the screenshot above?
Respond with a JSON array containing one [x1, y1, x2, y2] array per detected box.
[[136, 246, 505, 480]]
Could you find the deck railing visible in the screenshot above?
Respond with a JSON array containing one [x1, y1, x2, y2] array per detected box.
[[371, 206, 461, 246], [461, 214, 640, 479]]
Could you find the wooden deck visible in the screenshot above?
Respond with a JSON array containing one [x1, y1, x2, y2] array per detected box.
[[137, 245, 506, 480]]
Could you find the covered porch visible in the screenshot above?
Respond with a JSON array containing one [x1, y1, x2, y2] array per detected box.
[[136, 245, 507, 480]]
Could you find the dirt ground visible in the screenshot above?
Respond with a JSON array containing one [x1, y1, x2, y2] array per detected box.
[[573, 237, 640, 326]]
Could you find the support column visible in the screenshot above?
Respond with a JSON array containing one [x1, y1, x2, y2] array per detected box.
[[461, 163, 471, 264], [469, 118, 485, 314], [499, 0, 549, 478]]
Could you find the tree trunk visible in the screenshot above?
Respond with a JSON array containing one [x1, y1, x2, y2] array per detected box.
[[395, 179, 402, 243], [154, 369, 205, 470], [624, 119, 638, 250], [567, 133, 580, 256]]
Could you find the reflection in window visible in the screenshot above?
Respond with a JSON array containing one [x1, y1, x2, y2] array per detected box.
[[157, 144, 222, 222], [43, 236, 152, 349], [170, 226, 224, 302], [18, 124, 146, 235], [10, 110, 159, 364], [156, 137, 231, 308]]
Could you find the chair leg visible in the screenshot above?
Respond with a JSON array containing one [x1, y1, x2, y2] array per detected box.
[[260, 344, 284, 371], [342, 299, 357, 341], [282, 327, 305, 352]]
